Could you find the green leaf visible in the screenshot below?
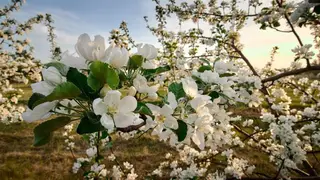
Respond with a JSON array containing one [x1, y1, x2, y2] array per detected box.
[[101, 130, 109, 139], [106, 67, 120, 89], [142, 65, 170, 79], [88, 61, 119, 90], [198, 65, 211, 72], [128, 55, 144, 69], [44, 61, 69, 76], [87, 73, 103, 91], [209, 91, 219, 100], [66, 67, 98, 100], [200, 58, 211, 65], [220, 73, 235, 77], [82, 134, 90, 141], [314, 5, 320, 14], [33, 82, 81, 108], [77, 112, 104, 134], [33, 116, 72, 146], [168, 82, 186, 100], [171, 120, 188, 142], [28, 93, 45, 109], [119, 70, 127, 81], [135, 102, 153, 116]]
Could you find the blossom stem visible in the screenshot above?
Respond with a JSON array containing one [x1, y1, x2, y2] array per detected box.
[[57, 103, 84, 113]]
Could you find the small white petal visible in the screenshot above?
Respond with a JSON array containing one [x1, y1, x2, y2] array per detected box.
[[190, 95, 211, 112], [167, 92, 177, 109], [31, 81, 55, 95], [119, 96, 137, 113], [75, 33, 91, 60], [42, 67, 65, 85], [22, 101, 57, 122], [92, 35, 105, 60], [100, 114, 114, 132], [114, 112, 136, 128], [182, 77, 198, 98], [146, 103, 161, 115], [160, 104, 174, 116], [61, 50, 87, 69], [192, 130, 205, 150], [104, 90, 121, 108], [164, 115, 178, 129], [92, 98, 108, 115]]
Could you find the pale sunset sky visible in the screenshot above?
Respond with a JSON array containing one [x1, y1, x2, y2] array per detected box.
[[1, 0, 315, 69]]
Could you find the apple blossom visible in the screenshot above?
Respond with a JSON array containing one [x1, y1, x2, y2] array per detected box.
[[93, 90, 142, 132], [104, 43, 129, 68], [75, 33, 106, 61], [136, 43, 157, 60], [133, 74, 159, 99]]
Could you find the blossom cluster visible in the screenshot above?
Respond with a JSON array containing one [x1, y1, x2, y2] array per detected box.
[[16, 0, 320, 179]]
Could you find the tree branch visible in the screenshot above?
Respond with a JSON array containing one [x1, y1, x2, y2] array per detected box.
[[230, 43, 259, 77], [116, 121, 146, 133], [275, 0, 310, 67], [261, 66, 320, 83]]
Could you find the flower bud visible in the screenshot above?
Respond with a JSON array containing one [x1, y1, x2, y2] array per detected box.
[[148, 92, 158, 100], [100, 84, 112, 97], [128, 86, 137, 96]]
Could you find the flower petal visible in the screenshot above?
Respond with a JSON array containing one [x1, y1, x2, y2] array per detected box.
[[160, 104, 174, 116], [146, 44, 157, 60], [190, 95, 211, 112], [22, 101, 57, 122], [104, 90, 121, 108], [93, 98, 108, 115], [164, 115, 178, 129], [167, 92, 177, 109], [146, 103, 161, 115], [104, 42, 115, 62], [192, 130, 205, 150], [114, 112, 136, 128], [92, 35, 105, 60], [119, 96, 137, 113], [42, 66, 65, 85], [182, 77, 198, 98], [31, 81, 55, 95], [61, 50, 87, 69], [75, 33, 91, 60], [100, 114, 115, 132]]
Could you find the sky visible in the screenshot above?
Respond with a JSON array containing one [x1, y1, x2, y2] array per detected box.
[[1, 0, 316, 69]]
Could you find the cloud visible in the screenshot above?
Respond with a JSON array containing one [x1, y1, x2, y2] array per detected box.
[[10, 0, 314, 69], [240, 20, 315, 68], [143, 0, 315, 69]]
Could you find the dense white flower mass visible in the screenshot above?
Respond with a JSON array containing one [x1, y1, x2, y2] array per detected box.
[[4, 0, 320, 179], [292, 44, 315, 60]]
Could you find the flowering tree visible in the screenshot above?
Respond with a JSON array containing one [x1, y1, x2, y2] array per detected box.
[[0, 0, 60, 124], [22, 0, 320, 179]]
